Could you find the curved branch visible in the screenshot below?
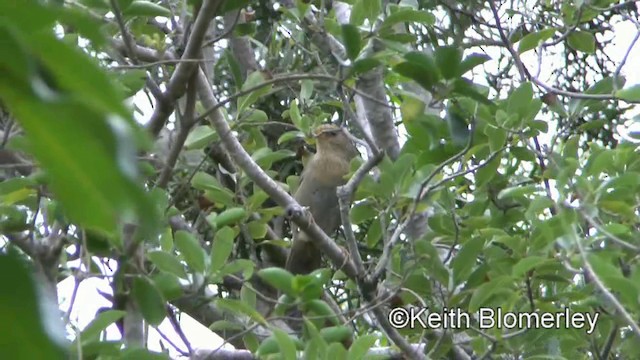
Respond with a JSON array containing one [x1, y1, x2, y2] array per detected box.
[[146, 0, 223, 138]]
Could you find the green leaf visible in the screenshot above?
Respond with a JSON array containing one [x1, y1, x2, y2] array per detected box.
[[216, 298, 267, 325], [0, 205, 29, 232], [567, 31, 595, 53], [484, 125, 506, 152], [365, 218, 383, 247], [510, 147, 536, 162], [349, 58, 381, 77], [237, 71, 272, 113], [220, 0, 250, 13], [174, 230, 207, 273], [327, 342, 348, 359], [210, 226, 235, 273], [289, 100, 303, 130], [586, 76, 625, 96], [435, 46, 462, 79], [209, 320, 244, 332], [569, 76, 626, 115], [185, 125, 218, 150], [458, 53, 491, 75], [192, 172, 235, 206], [300, 79, 314, 104], [468, 275, 514, 312], [348, 334, 377, 360], [600, 276, 640, 311], [320, 326, 352, 344], [512, 256, 549, 277], [414, 239, 449, 284], [123, 1, 171, 18], [497, 184, 537, 200], [350, 202, 377, 224], [78, 310, 125, 342], [234, 23, 256, 37], [206, 208, 247, 229], [191, 171, 234, 197], [152, 272, 183, 301], [0, 29, 158, 239], [305, 299, 339, 326], [131, 276, 166, 326], [241, 109, 268, 123], [452, 236, 485, 284], [272, 328, 298, 360], [517, 28, 557, 53], [0, 253, 67, 360], [507, 82, 533, 118], [587, 253, 622, 278], [241, 283, 256, 310], [258, 267, 295, 296], [380, 8, 435, 31], [256, 336, 280, 356], [599, 200, 635, 218], [191, 172, 223, 191], [0, 177, 36, 196], [0, 0, 56, 34], [111, 69, 146, 97], [247, 220, 268, 239], [224, 50, 243, 91], [244, 332, 260, 353], [350, 0, 380, 26], [452, 78, 493, 106], [147, 250, 188, 279], [341, 24, 361, 60], [252, 148, 296, 169], [220, 259, 255, 280], [24, 31, 127, 115], [525, 196, 554, 221], [394, 51, 440, 90], [277, 130, 304, 145], [446, 105, 470, 146], [293, 274, 324, 301], [475, 156, 500, 188], [616, 85, 640, 102]]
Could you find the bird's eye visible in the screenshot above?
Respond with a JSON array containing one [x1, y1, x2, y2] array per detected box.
[[328, 131, 338, 137]]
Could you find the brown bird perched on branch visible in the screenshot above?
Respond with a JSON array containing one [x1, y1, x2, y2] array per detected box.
[[285, 124, 360, 275]]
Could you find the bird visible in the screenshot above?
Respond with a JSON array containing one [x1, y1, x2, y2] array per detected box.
[[285, 124, 360, 275]]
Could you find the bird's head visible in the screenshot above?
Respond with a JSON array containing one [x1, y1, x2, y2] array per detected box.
[[313, 124, 358, 159]]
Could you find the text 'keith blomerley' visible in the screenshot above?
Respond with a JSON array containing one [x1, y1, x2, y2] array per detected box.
[[388, 307, 599, 334]]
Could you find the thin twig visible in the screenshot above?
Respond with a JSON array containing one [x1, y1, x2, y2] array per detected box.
[[370, 220, 407, 281], [613, 30, 640, 91], [166, 306, 193, 354], [579, 208, 639, 251], [155, 73, 198, 189], [573, 227, 640, 338], [108, 0, 163, 96], [146, 0, 223, 137], [542, 6, 584, 47], [337, 151, 385, 277], [193, 73, 395, 125], [201, 8, 242, 48]]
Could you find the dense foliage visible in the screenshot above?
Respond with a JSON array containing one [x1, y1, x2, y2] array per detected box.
[[1, 0, 640, 359]]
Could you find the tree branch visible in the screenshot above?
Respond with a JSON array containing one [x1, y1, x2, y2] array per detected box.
[[195, 69, 358, 279], [337, 151, 385, 277], [146, 0, 223, 138]]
